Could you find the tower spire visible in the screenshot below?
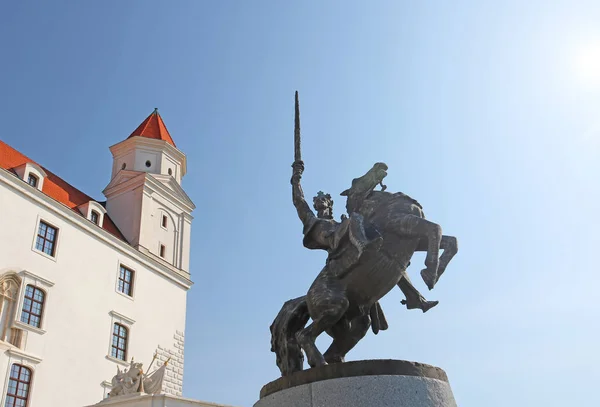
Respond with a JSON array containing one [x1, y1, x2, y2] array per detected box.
[[127, 109, 176, 147]]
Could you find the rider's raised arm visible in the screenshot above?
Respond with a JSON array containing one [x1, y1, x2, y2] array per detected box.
[[291, 167, 316, 227]]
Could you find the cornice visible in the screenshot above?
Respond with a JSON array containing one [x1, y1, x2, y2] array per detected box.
[[0, 168, 193, 290], [109, 137, 187, 177], [144, 174, 195, 212]]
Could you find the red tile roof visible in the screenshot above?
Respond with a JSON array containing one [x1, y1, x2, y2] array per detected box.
[[128, 108, 176, 147], [0, 140, 127, 242]]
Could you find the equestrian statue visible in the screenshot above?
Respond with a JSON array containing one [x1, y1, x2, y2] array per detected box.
[[269, 92, 459, 376]]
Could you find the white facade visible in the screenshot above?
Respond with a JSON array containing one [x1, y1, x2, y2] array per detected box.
[[0, 125, 195, 406]]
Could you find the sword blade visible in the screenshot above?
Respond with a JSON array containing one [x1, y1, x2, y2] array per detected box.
[[294, 91, 301, 162]]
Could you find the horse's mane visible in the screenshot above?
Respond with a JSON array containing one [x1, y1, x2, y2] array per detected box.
[[371, 191, 423, 210], [392, 191, 423, 209]]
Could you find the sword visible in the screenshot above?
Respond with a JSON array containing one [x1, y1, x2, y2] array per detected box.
[[294, 91, 301, 163]]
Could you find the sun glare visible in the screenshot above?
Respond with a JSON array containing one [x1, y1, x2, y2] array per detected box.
[[573, 42, 600, 87]]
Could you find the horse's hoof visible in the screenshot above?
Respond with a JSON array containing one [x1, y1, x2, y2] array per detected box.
[[308, 355, 326, 368], [421, 269, 436, 290], [324, 353, 345, 364]]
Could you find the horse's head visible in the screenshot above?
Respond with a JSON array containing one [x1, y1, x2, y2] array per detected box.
[[340, 162, 388, 213]]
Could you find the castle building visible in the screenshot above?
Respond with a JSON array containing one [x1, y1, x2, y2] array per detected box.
[[0, 110, 195, 406]]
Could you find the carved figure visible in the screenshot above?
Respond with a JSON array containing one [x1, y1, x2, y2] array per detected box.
[[109, 359, 144, 397], [269, 93, 458, 376], [107, 353, 169, 398]]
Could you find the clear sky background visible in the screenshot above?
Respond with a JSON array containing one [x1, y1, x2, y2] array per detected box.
[[1, 1, 600, 406]]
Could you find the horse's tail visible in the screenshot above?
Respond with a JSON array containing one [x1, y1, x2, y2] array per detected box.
[[270, 296, 310, 376]]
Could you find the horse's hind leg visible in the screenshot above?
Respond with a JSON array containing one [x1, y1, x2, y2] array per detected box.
[[415, 234, 458, 286], [435, 235, 458, 284], [323, 315, 371, 364], [296, 281, 349, 368], [388, 214, 442, 290]]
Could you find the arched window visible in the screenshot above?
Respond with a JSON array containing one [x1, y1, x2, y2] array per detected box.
[[20, 285, 45, 328], [111, 323, 128, 361], [0, 274, 21, 342], [5, 364, 32, 407]]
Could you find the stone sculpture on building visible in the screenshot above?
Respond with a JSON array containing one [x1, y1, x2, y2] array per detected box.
[[108, 353, 169, 398], [269, 92, 459, 376]]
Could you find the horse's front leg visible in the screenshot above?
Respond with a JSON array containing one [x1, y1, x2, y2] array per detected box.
[[388, 214, 442, 290], [416, 234, 458, 287]]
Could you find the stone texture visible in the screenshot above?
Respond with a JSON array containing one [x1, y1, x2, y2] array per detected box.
[[155, 331, 185, 397], [254, 375, 456, 407], [260, 359, 447, 398], [255, 360, 457, 407]]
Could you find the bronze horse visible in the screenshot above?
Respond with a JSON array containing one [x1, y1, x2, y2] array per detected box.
[[270, 163, 458, 376]]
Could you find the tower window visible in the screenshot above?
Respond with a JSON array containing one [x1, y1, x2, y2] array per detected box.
[[35, 221, 58, 257], [159, 244, 166, 258], [121, 163, 127, 170], [20, 285, 45, 328], [145, 160, 151, 168], [111, 323, 128, 361], [27, 173, 39, 188], [168, 168, 173, 176], [5, 364, 32, 407], [118, 266, 134, 297], [91, 210, 100, 225], [161, 215, 168, 228]]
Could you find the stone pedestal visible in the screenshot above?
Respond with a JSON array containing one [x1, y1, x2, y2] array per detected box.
[[87, 393, 236, 407], [254, 359, 457, 407]]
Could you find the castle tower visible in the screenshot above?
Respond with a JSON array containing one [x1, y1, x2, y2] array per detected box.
[[103, 109, 195, 271]]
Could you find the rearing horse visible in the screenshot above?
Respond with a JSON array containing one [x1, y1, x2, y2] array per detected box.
[[270, 163, 458, 375]]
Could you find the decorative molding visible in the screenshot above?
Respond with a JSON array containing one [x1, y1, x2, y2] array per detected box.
[[19, 270, 55, 288], [109, 311, 135, 326], [105, 355, 129, 367], [108, 136, 187, 177], [13, 320, 46, 336], [7, 348, 42, 364], [104, 172, 195, 213]]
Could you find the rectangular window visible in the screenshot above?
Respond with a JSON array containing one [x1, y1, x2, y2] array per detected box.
[[27, 174, 38, 188], [161, 215, 168, 228], [35, 221, 57, 257], [159, 244, 166, 258], [117, 266, 134, 297], [111, 323, 128, 361], [20, 285, 45, 328], [91, 211, 99, 225], [5, 364, 32, 407]]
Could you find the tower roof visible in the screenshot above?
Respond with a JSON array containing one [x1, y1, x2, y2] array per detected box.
[[128, 108, 176, 147]]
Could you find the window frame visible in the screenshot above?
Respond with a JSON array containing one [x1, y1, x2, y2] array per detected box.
[[19, 285, 45, 329], [32, 219, 59, 260], [117, 265, 134, 298], [110, 323, 128, 362], [26, 174, 38, 188], [106, 311, 135, 366], [90, 210, 100, 225], [4, 364, 32, 407]]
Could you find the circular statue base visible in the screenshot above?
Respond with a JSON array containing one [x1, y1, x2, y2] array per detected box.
[[254, 359, 457, 407]]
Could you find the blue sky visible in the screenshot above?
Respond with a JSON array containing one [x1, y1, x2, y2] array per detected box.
[[2, 1, 600, 406]]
